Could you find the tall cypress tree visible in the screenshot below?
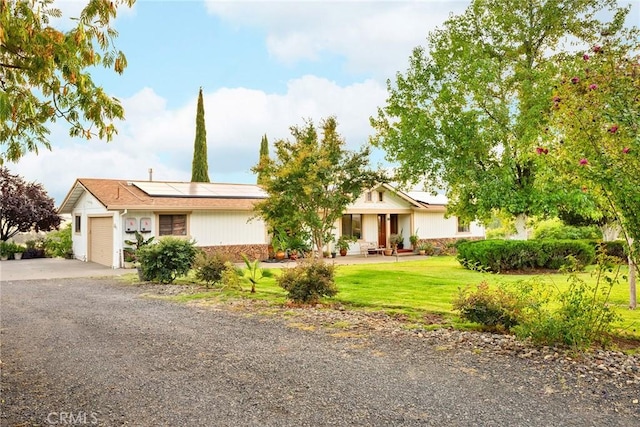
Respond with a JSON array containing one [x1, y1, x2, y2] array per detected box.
[[191, 87, 210, 183], [257, 134, 269, 185]]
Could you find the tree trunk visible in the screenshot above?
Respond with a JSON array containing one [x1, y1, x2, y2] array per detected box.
[[629, 255, 637, 310], [512, 213, 529, 240], [599, 221, 621, 241]]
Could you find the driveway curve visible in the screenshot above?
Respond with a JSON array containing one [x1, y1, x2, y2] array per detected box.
[[1, 277, 638, 426]]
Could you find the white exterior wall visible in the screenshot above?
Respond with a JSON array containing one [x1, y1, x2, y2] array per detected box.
[[119, 210, 155, 266], [414, 212, 484, 239], [189, 211, 267, 246], [118, 210, 267, 248], [350, 189, 410, 210], [70, 192, 116, 266]]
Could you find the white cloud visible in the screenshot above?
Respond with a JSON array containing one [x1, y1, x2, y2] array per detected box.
[[11, 76, 388, 205], [204, 0, 469, 77]]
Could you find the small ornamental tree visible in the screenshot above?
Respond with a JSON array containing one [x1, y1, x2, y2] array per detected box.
[[0, 0, 135, 163], [547, 23, 639, 309], [252, 116, 381, 256], [0, 167, 61, 241]]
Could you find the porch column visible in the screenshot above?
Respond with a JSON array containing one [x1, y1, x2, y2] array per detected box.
[[385, 213, 391, 248]]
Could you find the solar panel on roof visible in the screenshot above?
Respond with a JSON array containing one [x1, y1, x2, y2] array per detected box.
[[132, 181, 266, 199]]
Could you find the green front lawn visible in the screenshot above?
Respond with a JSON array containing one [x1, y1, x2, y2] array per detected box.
[[159, 256, 640, 339]]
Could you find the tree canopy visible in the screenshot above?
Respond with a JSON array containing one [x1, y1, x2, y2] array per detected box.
[[191, 87, 210, 182], [253, 116, 380, 256], [370, 0, 625, 237], [0, 166, 61, 241], [0, 0, 135, 163]]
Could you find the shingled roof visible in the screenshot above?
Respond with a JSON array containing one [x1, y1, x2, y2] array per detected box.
[[58, 179, 266, 214]]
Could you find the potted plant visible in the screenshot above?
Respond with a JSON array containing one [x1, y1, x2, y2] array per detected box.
[[418, 242, 434, 256], [389, 233, 403, 253], [271, 230, 289, 261], [336, 235, 356, 256], [13, 244, 26, 260], [0, 241, 10, 261], [397, 229, 405, 249], [409, 229, 420, 251], [287, 234, 310, 260]]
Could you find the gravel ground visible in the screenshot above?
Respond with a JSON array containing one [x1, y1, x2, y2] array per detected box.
[[1, 278, 639, 427]]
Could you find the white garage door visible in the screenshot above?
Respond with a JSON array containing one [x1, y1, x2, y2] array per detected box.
[[89, 217, 113, 267]]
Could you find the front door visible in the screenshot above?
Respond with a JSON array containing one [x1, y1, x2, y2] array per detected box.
[[377, 214, 386, 248]]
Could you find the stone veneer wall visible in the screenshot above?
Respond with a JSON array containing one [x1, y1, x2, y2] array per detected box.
[[200, 244, 269, 262], [418, 237, 484, 255]]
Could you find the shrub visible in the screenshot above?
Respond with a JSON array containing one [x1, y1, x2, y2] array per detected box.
[[513, 255, 622, 349], [457, 239, 595, 272], [453, 282, 524, 331], [22, 239, 45, 259], [221, 261, 243, 290], [419, 242, 436, 255], [137, 237, 198, 284], [0, 241, 17, 258], [454, 256, 621, 349], [276, 258, 338, 304], [539, 240, 595, 270], [579, 240, 627, 263], [194, 252, 228, 287], [43, 223, 72, 258], [532, 218, 600, 240]]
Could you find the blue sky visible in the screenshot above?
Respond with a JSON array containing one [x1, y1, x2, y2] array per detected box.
[[11, 0, 640, 205]]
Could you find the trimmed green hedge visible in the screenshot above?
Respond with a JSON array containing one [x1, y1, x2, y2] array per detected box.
[[457, 239, 595, 272], [581, 240, 627, 262]]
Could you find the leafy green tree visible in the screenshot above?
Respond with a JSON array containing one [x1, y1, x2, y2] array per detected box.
[[191, 87, 210, 182], [253, 116, 380, 256], [0, 166, 61, 241], [547, 24, 639, 308], [0, 0, 135, 163], [370, 0, 624, 239], [256, 134, 269, 186]]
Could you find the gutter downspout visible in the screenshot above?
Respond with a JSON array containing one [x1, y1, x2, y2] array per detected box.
[[119, 209, 128, 268]]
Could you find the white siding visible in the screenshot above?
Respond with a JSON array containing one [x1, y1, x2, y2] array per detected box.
[[349, 189, 412, 211], [414, 212, 485, 239], [119, 210, 155, 267], [189, 211, 267, 246]]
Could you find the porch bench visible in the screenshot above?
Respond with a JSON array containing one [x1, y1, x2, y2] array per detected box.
[[359, 241, 385, 257]]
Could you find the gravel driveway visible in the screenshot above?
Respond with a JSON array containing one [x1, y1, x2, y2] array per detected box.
[[1, 277, 638, 426]]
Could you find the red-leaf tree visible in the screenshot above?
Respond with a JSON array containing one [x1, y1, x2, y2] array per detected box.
[[547, 20, 639, 309], [0, 166, 61, 241]]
